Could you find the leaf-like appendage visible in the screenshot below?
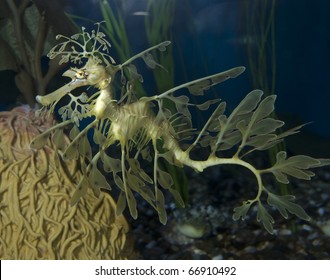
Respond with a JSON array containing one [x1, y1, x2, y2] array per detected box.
[[252, 123, 307, 152], [126, 173, 145, 190], [57, 93, 92, 124], [191, 101, 226, 150], [210, 90, 263, 152], [140, 146, 153, 162], [89, 164, 111, 191], [157, 41, 171, 51], [126, 64, 143, 82], [231, 89, 263, 116], [78, 134, 92, 160], [267, 151, 321, 184], [188, 80, 212, 96], [245, 134, 278, 149], [30, 120, 72, 150], [69, 125, 80, 141], [208, 102, 227, 132], [168, 188, 185, 208], [157, 169, 174, 189], [267, 193, 310, 221], [120, 41, 171, 69], [250, 95, 276, 124], [166, 95, 190, 118], [63, 142, 79, 160], [125, 158, 156, 208], [48, 23, 115, 66], [156, 168, 185, 207], [196, 99, 221, 111], [236, 95, 284, 153], [249, 118, 284, 135], [126, 188, 138, 219], [51, 129, 66, 151], [142, 52, 162, 69], [156, 66, 245, 100], [187, 67, 246, 96], [155, 188, 167, 225], [30, 131, 51, 149], [232, 201, 253, 221], [127, 158, 153, 183], [93, 128, 106, 145], [127, 158, 140, 172], [257, 203, 274, 234], [101, 153, 121, 173], [114, 174, 125, 191], [126, 172, 155, 207], [116, 191, 127, 216], [70, 177, 89, 206]]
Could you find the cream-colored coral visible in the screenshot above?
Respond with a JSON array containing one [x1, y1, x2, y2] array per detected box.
[[0, 106, 134, 259]]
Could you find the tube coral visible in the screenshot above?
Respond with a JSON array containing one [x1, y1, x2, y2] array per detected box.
[[0, 106, 134, 259]]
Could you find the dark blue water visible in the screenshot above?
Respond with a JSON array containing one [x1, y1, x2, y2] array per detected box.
[[48, 0, 330, 141], [1, 0, 329, 141]]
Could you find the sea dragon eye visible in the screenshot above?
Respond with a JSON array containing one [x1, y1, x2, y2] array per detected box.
[[74, 69, 88, 80]]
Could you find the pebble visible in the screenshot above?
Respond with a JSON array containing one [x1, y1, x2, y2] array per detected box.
[[243, 246, 257, 253], [278, 229, 292, 236], [301, 224, 313, 232], [319, 222, 330, 236], [145, 240, 157, 249], [212, 254, 224, 260], [318, 208, 325, 216]]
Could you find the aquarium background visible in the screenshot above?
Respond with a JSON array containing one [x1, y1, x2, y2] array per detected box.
[[1, 0, 329, 155]]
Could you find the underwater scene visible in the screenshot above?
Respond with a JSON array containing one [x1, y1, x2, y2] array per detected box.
[[0, 0, 330, 260]]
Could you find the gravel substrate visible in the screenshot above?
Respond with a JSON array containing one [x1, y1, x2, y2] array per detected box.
[[128, 159, 330, 260]]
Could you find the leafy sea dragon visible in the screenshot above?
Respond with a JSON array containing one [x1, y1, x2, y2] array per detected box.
[[31, 23, 330, 233]]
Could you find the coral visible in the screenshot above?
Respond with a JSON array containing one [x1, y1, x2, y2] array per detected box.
[[31, 24, 330, 234], [0, 106, 133, 259]]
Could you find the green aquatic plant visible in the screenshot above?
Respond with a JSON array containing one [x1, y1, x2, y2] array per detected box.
[[0, 0, 75, 106], [31, 24, 330, 234]]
